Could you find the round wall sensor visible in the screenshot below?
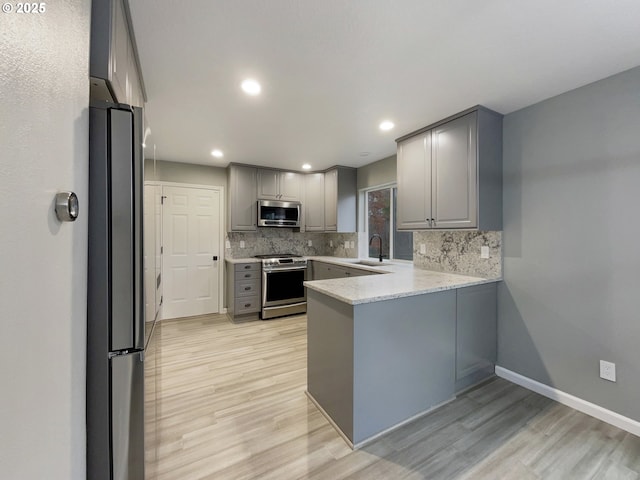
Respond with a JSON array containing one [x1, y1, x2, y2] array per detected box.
[[55, 191, 79, 222]]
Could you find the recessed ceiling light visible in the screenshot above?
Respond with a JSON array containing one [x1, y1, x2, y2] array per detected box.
[[302, 163, 312, 170], [241, 79, 261, 96], [211, 149, 224, 158], [379, 120, 395, 131]]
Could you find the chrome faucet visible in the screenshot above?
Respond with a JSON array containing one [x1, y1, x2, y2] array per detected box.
[[369, 234, 383, 262]]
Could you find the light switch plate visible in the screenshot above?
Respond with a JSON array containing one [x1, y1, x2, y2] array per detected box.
[[344, 241, 349, 249], [225, 240, 231, 249], [240, 240, 245, 248], [330, 240, 333, 247], [481, 246, 490, 259], [350, 240, 355, 248], [419, 244, 426, 255], [308, 240, 312, 247]]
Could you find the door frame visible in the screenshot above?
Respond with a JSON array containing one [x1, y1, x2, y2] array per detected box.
[[148, 181, 226, 318]]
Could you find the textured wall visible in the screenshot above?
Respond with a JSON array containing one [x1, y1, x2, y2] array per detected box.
[[499, 66, 640, 422], [0, 2, 91, 478], [226, 230, 358, 258], [413, 231, 502, 279]]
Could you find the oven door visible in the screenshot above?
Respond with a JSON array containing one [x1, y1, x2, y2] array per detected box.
[[262, 266, 307, 307]]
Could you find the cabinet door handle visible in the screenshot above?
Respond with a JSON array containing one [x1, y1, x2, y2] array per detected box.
[[244, 286, 251, 291], [244, 265, 251, 269], [431, 218, 436, 226], [244, 274, 251, 278], [244, 303, 251, 308]]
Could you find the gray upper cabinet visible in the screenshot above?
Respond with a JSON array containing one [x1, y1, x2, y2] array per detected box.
[[324, 169, 338, 231], [397, 133, 432, 230], [228, 165, 257, 231], [90, 0, 145, 107], [396, 106, 502, 230], [432, 113, 477, 229], [304, 173, 325, 231], [257, 169, 302, 201], [324, 167, 357, 232]]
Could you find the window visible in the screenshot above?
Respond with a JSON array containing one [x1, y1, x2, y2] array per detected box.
[[365, 186, 412, 261]]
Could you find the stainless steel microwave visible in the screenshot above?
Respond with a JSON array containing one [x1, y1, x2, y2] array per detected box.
[[257, 200, 301, 227]]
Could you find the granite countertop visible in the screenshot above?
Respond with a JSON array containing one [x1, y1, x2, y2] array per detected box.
[[305, 256, 501, 305], [225, 257, 262, 264]]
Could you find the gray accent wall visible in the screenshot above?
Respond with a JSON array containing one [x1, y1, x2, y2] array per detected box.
[[145, 159, 227, 188], [356, 154, 397, 189], [499, 66, 640, 422]]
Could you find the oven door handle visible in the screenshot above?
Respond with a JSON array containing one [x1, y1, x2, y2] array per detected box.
[[263, 266, 307, 272]]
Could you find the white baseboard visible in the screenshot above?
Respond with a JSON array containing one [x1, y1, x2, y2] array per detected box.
[[495, 365, 640, 437]]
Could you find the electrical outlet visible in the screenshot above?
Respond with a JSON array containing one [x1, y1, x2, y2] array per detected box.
[[481, 246, 490, 259], [344, 241, 349, 249], [330, 240, 333, 247], [225, 240, 231, 249], [308, 240, 312, 247], [600, 360, 616, 382], [240, 240, 245, 249], [419, 244, 426, 255], [350, 240, 355, 248]]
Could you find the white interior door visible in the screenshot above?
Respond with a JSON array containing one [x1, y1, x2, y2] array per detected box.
[[162, 185, 222, 319]]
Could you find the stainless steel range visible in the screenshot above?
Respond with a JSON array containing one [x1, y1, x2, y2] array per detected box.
[[255, 254, 308, 319]]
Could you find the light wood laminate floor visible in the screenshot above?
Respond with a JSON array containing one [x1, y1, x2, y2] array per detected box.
[[146, 313, 640, 480]]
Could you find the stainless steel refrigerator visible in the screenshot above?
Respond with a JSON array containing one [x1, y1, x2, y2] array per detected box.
[[87, 102, 153, 480]]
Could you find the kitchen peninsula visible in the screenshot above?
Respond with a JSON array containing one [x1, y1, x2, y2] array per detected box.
[[304, 258, 500, 448]]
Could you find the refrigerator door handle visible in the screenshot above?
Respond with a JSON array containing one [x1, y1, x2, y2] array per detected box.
[[110, 108, 135, 352]]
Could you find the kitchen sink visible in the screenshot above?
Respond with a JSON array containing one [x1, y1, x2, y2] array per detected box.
[[354, 260, 389, 267]]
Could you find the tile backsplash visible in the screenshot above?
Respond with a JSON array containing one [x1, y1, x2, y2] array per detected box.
[[413, 231, 502, 279], [226, 229, 358, 258], [227, 228, 502, 279]]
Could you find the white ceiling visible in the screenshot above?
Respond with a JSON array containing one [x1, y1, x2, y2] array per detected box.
[[128, 0, 640, 171]]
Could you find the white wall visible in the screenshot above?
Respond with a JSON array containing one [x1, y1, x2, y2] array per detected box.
[[0, 2, 91, 478]]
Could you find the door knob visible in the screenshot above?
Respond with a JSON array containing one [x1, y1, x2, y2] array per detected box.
[[212, 255, 218, 261]]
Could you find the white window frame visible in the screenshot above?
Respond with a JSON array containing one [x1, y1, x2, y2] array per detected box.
[[358, 183, 412, 262]]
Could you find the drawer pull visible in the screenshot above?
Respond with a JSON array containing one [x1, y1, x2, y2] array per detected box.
[[244, 274, 251, 278], [244, 303, 251, 308], [244, 286, 251, 291], [244, 265, 251, 269]]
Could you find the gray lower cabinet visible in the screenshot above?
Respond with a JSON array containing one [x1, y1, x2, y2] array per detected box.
[[226, 262, 261, 321], [307, 289, 457, 446], [324, 167, 357, 232], [306, 280, 498, 446], [227, 165, 257, 231], [396, 106, 502, 230], [310, 261, 378, 280], [455, 282, 497, 392], [304, 173, 325, 231]]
